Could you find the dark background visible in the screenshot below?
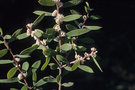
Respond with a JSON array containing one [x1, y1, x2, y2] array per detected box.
[[0, 0, 135, 90]]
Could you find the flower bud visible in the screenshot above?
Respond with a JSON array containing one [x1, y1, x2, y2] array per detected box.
[[36, 40, 40, 45], [60, 31, 65, 37], [26, 29, 31, 36], [91, 47, 96, 52], [52, 10, 57, 17], [17, 72, 27, 80], [31, 31, 35, 37], [15, 58, 20, 62], [55, 25, 61, 32], [17, 73, 23, 80]]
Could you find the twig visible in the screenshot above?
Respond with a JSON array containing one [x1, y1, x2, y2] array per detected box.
[[2, 36, 32, 90], [58, 68, 62, 90]]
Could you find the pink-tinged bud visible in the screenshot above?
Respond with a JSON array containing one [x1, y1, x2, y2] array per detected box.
[[26, 29, 31, 36], [58, 2, 63, 8], [31, 31, 35, 37]]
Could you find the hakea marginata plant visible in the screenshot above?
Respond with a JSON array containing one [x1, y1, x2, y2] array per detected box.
[[0, 0, 103, 90]]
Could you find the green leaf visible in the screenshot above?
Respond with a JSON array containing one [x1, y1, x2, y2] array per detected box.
[[65, 24, 77, 31], [61, 43, 72, 51], [0, 78, 19, 83], [92, 56, 103, 72], [75, 46, 86, 52], [84, 26, 102, 30], [0, 49, 8, 58], [0, 27, 3, 35], [17, 33, 29, 40], [43, 48, 56, 57], [15, 55, 30, 58], [49, 63, 58, 70], [64, 66, 72, 71], [84, 6, 88, 13], [35, 76, 56, 87], [0, 60, 13, 64], [90, 15, 102, 20], [33, 10, 52, 16], [34, 29, 44, 37], [32, 72, 37, 86], [63, 0, 83, 8], [71, 61, 80, 71], [9, 29, 22, 43], [31, 60, 41, 73], [32, 13, 45, 28], [38, 0, 55, 6], [66, 29, 92, 37], [56, 75, 61, 83], [78, 65, 94, 73], [56, 55, 68, 63], [4, 35, 11, 39], [62, 82, 74, 87], [22, 61, 29, 72], [46, 28, 56, 43], [41, 57, 50, 71], [21, 85, 28, 90], [62, 14, 82, 22], [70, 9, 80, 14], [10, 88, 18, 90], [7, 67, 17, 79], [20, 45, 38, 55]]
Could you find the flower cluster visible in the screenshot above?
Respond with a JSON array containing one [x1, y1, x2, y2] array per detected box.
[[73, 47, 98, 63], [26, 23, 49, 51]]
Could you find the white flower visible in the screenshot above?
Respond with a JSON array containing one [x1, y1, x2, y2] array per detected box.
[[52, 10, 57, 17], [55, 14, 64, 24], [75, 55, 83, 60], [26, 23, 33, 28], [41, 39, 47, 45], [31, 31, 35, 37], [86, 57, 90, 60], [55, 25, 61, 32], [16, 64, 21, 68], [52, 0, 60, 2], [33, 36, 38, 40], [26, 29, 31, 36], [60, 31, 65, 37], [55, 19, 60, 24], [56, 14, 64, 20], [15, 58, 20, 62], [17, 72, 27, 80], [43, 45, 49, 52], [91, 47, 96, 52], [36, 40, 40, 45], [17, 73, 23, 80], [23, 72, 27, 77], [84, 52, 89, 57]]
